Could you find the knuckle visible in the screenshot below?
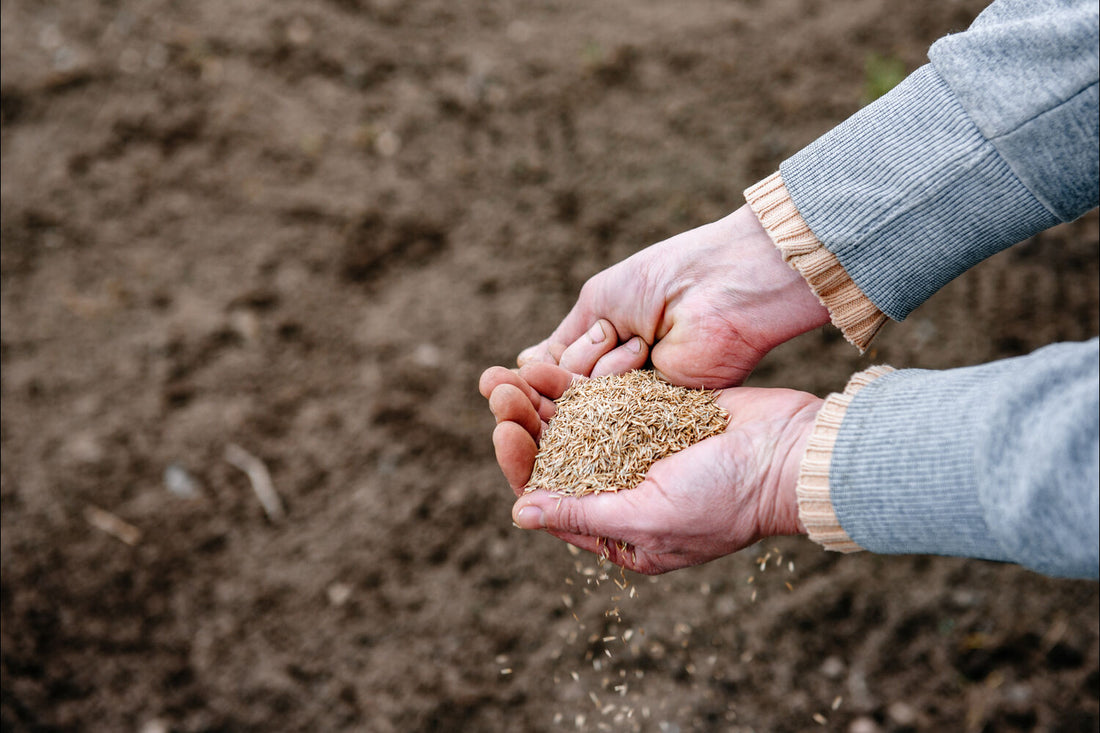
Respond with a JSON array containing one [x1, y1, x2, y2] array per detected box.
[[556, 499, 591, 536]]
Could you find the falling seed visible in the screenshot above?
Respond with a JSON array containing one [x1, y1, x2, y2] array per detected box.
[[785, 582, 794, 591], [832, 696, 843, 710], [813, 713, 827, 725], [500, 668, 513, 675], [789, 561, 795, 572]]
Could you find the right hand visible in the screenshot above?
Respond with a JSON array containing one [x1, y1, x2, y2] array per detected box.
[[518, 204, 830, 388]]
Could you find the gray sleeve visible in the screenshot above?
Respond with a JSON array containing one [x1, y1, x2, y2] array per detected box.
[[779, 0, 1099, 321], [830, 339, 1099, 579]]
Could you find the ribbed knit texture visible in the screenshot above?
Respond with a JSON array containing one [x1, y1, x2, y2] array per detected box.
[[797, 366, 895, 553], [745, 172, 887, 352], [830, 340, 1099, 579], [929, 0, 1099, 222], [780, 64, 1060, 321]]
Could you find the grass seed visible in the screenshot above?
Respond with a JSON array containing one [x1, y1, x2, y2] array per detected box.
[[528, 370, 728, 496]]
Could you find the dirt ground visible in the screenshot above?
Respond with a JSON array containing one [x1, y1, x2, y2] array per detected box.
[[2, 1, 1098, 731]]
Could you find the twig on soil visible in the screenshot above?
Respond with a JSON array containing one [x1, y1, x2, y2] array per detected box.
[[225, 443, 285, 521], [83, 504, 142, 545]]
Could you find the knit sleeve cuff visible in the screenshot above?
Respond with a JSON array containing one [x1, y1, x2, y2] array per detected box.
[[744, 172, 888, 352], [796, 365, 896, 553]]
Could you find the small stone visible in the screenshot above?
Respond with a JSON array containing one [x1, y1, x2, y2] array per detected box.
[[821, 655, 846, 679], [887, 701, 917, 726], [164, 464, 202, 499], [375, 129, 401, 157], [848, 717, 880, 733], [326, 582, 352, 606], [286, 16, 313, 46]]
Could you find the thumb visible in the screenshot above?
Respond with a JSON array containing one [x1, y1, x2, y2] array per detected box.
[[512, 488, 642, 539]]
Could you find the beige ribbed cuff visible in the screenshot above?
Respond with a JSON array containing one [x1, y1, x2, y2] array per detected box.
[[744, 172, 888, 352], [796, 365, 895, 553]]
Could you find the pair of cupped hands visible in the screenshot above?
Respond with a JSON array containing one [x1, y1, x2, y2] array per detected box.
[[479, 205, 834, 574]]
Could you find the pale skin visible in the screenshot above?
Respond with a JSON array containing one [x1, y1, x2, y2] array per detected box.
[[480, 204, 833, 574]]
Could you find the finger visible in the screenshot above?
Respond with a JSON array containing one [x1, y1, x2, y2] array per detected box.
[[518, 362, 580, 403], [517, 338, 571, 367], [591, 336, 649, 378], [558, 319, 618, 376], [511, 488, 643, 540], [479, 365, 555, 416], [488, 383, 542, 438], [493, 422, 537, 495], [517, 341, 552, 367], [479, 366, 533, 403]]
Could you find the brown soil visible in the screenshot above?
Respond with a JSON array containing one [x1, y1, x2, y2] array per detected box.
[[2, 1, 1097, 731]]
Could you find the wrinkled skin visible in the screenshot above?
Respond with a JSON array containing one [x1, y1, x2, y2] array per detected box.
[[479, 362, 822, 575], [481, 204, 833, 573], [517, 205, 830, 388]]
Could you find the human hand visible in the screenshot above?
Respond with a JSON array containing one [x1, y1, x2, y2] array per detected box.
[[479, 362, 822, 574], [517, 204, 830, 388]]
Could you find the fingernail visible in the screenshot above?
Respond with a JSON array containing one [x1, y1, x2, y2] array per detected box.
[[517, 347, 536, 365], [588, 322, 606, 344], [626, 336, 642, 353], [514, 505, 545, 529]]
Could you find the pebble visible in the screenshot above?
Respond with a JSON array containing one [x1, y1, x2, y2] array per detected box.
[[326, 583, 352, 607], [164, 464, 202, 498], [848, 716, 881, 733], [887, 701, 918, 726], [820, 655, 846, 679]]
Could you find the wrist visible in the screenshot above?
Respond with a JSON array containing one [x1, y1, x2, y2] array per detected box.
[[746, 392, 824, 541], [744, 173, 887, 352], [795, 365, 895, 553], [773, 396, 824, 537], [725, 204, 831, 349]]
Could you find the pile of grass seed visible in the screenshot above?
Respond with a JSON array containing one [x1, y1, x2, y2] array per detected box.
[[527, 370, 728, 497]]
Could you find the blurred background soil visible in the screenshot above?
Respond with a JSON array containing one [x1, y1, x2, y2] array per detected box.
[[1, 1, 1097, 731]]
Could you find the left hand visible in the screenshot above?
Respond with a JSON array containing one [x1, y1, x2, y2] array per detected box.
[[479, 362, 822, 574]]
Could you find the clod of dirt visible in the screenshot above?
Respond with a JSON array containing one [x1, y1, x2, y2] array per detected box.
[[527, 370, 728, 497]]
